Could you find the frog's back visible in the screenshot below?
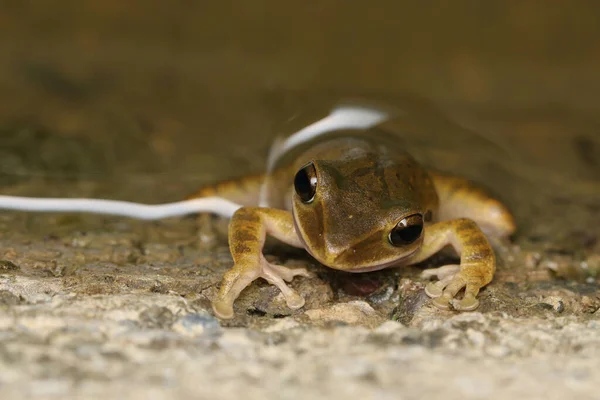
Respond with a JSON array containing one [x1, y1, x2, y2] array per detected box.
[[260, 130, 439, 213], [187, 128, 440, 215]]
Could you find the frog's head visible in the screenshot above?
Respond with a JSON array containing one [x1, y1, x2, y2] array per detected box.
[[291, 156, 431, 272]]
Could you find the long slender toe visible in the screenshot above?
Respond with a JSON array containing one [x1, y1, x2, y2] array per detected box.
[[212, 299, 235, 319], [211, 262, 261, 319], [268, 263, 313, 282], [262, 263, 307, 310], [425, 281, 445, 298], [431, 296, 452, 310], [421, 264, 461, 280], [424, 274, 456, 298], [284, 291, 306, 309], [452, 296, 480, 311], [452, 285, 480, 311]]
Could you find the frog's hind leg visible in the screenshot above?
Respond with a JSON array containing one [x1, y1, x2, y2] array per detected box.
[[410, 218, 495, 311], [186, 174, 265, 206], [430, 171, 516, 238], [212, 207, 312, 319], [186, 174, 266, 246]]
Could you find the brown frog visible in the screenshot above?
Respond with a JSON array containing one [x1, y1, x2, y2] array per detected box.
[[190, 118, 515, 319]]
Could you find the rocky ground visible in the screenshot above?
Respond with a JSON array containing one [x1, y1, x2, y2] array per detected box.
[[0, 192, 598, 399]]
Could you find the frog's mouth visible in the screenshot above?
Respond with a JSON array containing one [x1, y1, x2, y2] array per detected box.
[[330, 247, 420, 273], [292, 210, 418, 272]]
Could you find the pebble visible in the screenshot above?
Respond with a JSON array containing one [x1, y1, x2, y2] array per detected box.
[[540, 296, 566, 313], [304, 301, 383, 327]]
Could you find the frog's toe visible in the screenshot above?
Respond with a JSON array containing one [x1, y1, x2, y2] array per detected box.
[[211, 257, 310, 318], [268, 263, 313, 282], [212, 263, 261, 319], [424, 273, 481, 312], [424, 273, 456, 298], [430, 295, 453, 310], [425, 278, 456, 310], [283, 290, 306, 310], [452, 295, 480, 311], [262, 262, 307, 310], [451, 284, 481, 311], [212, 299, 235, 320], [421, 264, 460, 280], [424, 281, 444, 298]]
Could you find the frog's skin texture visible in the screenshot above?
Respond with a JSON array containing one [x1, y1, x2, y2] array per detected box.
[[189, 132, 516, 319]]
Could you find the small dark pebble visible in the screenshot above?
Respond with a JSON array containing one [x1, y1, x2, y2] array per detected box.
[[246, 308, 267, 317], [536, 303, 554, 311], [535, 302, 564, 313]]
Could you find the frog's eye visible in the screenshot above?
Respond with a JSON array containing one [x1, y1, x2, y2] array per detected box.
[[388, 214, 423, 246], [294, 162, 318, 203]]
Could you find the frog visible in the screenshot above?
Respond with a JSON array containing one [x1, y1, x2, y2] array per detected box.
[[189, 122, 516, 320]]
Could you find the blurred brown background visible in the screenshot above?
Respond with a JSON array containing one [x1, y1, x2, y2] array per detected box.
[[0, 1, 598, 206]]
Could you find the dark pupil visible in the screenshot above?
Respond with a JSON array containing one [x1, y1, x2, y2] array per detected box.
[[294, 163, 317, 203], [390, 223, 422, 246]]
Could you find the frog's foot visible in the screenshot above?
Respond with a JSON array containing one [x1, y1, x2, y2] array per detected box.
[[212, 256, 312, 319], [421, 264, 460, 281], [422, 264, 480, 311]]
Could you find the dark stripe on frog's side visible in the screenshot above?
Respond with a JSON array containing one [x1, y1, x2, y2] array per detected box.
[[468, 247, 495, 262], [455, 221, 475, 233], [462, 236, 489, 248], [186, 173, 265, 206]]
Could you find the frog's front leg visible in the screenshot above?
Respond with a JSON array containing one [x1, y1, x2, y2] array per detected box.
[[409, 218, 495, 311], [212, 207, 311, 319]]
